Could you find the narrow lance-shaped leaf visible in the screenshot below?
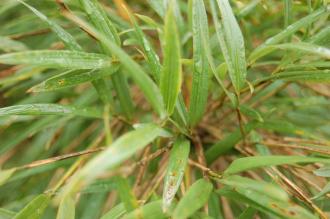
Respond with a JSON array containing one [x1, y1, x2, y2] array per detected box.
[[100, 203, 126, 219], [122, 200, 168, 219], [19, 0, 82, 51], [173, 178, 213, 219], [160, 5, 182, 115], [0, 50, 113, 69], [0, 36, 28, 52], [265, 70, 330, 83], [13, 194, 50, 219], [30, 68, 119, 92], [78, 0, 134, 118], [0, 168, 16, 186], [163, 138, 190, 211], [189, 0, 210, 126], [127, 10, 161, 82], [216, 0, 247, 94], [56, 195, 75, 219], [249, 7, 329, 63], [0, 104, 103, 118], [312, 182, 330, 200], [67, 14, 166, 118], [224, 155, 330, 176], [61, 124, 168, 197], [249, 42, 330, 63], [115, 177, 139, 212], [78, 0, 120, 46], [0, 208, 16, 219], [219, 175, 289, 202], [217, 184, 317, 219]]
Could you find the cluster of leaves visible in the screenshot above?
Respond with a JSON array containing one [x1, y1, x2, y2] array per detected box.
[[0, 0, 329, 218]]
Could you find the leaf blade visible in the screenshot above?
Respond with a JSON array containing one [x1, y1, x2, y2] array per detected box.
[[189, 0, 210, 126], [173, 178, 213, 219], [0, 50, 112, 69], [160, 6, 182, 115], [163, 138, 190, 211]]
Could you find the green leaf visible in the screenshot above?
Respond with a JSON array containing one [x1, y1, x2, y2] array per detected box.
[[81, 179, 115, 194], [19, 0, 82, 51], [78, 0, 120, 46], [61, 123, 166, 196], [206, 121, 258, 163], [128, 11, 161, 82], [215, 0, 247, 94], [163, 138, 190, 211], [78, 0, 134, 118], [249, 7, 329, 61], [0, 168, 16, 186], [56, 195, 75, 219], [0, 208, 16, 219], [269, 70, 330, 82], [249, 42, 330, 63], [122, 200, 168, 219], [115, 176, 139, 212], [13, 194, 50, 219], [71, 16, 166, 118], [0, 104, 102, 118], [0, 36, 28, 52], [238, 207, 256, 219], [160, 5, 182, 115], [217, 187, 317, 219], [313, 165, 330, 177], [30, 68, 119, 92], [188, 0, 210, 126], [219, 175, 289, 202], [100, 203, 126, 219], [173, 178, 213, 219], [224, 155, 330, 175], [312, 181, 330, 199], [262, 7, 328, 46], [0, 50, 113, 69]]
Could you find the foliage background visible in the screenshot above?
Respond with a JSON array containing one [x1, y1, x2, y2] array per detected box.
[[0, 0, 329, 218]]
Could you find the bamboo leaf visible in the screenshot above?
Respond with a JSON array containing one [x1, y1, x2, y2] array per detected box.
[[0, 50, 113, 69], [0, 208, 16, 219], [163, 138, 190, 211], [262, 7, 328, 46], [312, 182, 330, 200], [128, 11, 161, 82], [224, 155, 330, 175], [217, 186, 317, 219], [249, 7, 329, 61], [219, 175, 289, 202], [172, 179, 213, 219], [0, 104, 102, 118], [238, 207, 256, 219], [0, 36, 28, 52], [115, 176, 139, 212], [100, 203, 126, 219], [249, 42, 330, 63], [30, 68, 119, 92], [19, 0, 82, 51], [160, 5, 182, 115], [258, 70, 330, 83], [69, 15, 166, 118], [0, 168, 16, 186], [13, 194, 50, 219], [56, 195, 75, 219], [215, 0, 247, 94], [122, 200, 168, 219], [78, 0, 134, 118], [61, 123, 167, 196], [189, 0, 210, 126]]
